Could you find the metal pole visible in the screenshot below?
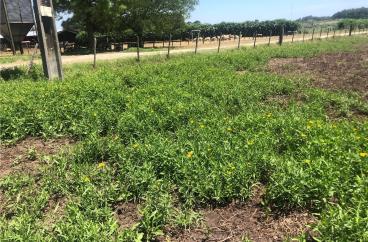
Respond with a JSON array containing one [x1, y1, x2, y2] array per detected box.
[[2, 0, 16, 55]]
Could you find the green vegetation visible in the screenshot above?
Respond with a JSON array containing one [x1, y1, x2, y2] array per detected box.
[[333, 7, 368, 19], [1, 37, 368, 241], [337, 19, 368, 30]]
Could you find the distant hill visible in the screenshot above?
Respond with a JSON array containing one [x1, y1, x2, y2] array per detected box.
[[298, 16, 331, 21], [332, 7, 368, 19], [299, 7, 368, 21]]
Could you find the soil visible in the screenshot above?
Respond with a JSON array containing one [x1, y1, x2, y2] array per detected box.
[[160, 186, 316, 242], [0, 137, 75, 179], [268, 45, 368, 101], [115, 203, 141, 230]]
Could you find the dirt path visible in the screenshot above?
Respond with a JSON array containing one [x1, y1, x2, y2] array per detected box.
[[0, 32, 367, 69]]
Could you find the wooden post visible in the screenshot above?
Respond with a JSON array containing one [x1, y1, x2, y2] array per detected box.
[[167, 33, 172, 58], [93, 37, 97, 68], [303, 31, 306, 42], [349, 25, 353, 36], [217, 34, 222, 53], [2, 0, 16, 55], [136, 35, 140, 62], [326, 28, 330, 38], [292, 31, 295, 43], [202, 34, 205, 44], [333, 29, 336, 38], [268, 30, 272, 46], [195, 32, 199, 54], [238, 31, 242, 49], [33, 0, 63, 80], [312, 28, 315, 41], [319, 28, 323, 40], [279, 26, 284, 45], [253, 31, 257, 48]]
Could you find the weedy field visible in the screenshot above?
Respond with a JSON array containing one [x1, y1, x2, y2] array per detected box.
[[0, 36, 367, 241]]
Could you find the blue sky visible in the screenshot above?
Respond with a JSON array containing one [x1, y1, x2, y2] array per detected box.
[[55, 0, 367, 30], [189, 0, 368, 23]]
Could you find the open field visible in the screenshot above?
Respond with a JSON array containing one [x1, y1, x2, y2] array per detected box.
[[0, 36, 368, 241]]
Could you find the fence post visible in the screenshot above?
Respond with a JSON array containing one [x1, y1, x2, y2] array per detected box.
[[217, 34, 222, 53], [279, 26, 284, 45], [333, 29, 336, 38], [312, 28, 315, 41], [292, 31, 295, 43], [268, 30, 272, 46], [167, 33, 172, 58], [303, 31, 306, 42], [136, 35, 140, 62], [349, 25, 353, 36], [195, 32, 199, 54], [93, 37, 97, 68], [326, 28, 330, 38], [253, 31, 257, 48], [238, 31, 242, 49]]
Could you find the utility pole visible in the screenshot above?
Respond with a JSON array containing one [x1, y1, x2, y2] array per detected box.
[[33, 0, 63, 80]]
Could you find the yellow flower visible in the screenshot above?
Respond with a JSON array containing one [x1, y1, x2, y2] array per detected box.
[[300, 133, 307, 138], [186, 151, 194, 159], [98, 162, 106, 169], [132, 143, 140, 149], [200, 124, 205, 129], [247, 140, 254, 146], [82, 176, 91, 183], [304, 159, 311, 165], [266, 113, 272, 118], [359, 152, 368, 158], [227, 128, 233, 132]]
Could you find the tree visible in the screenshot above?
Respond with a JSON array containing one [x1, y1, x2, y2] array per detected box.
[[54, 0, 198, 47], [333, 7, 368, 19], [118, 0, 198, 46], [54, 0, 127, 47]]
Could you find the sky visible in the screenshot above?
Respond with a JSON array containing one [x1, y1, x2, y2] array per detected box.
[[188, 0, 367, 23]]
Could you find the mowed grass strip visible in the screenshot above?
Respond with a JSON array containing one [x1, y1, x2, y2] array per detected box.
[[0, 36, 367, 241]]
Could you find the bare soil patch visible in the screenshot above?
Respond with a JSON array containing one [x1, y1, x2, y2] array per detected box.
[[162, 187, 316, 242], [0, 137, 75, 179], [268, 46, 368, 100], [115, 203, 141, 230]]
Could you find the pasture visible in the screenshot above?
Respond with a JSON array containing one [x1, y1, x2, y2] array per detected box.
[[0, 36, 367, 241]]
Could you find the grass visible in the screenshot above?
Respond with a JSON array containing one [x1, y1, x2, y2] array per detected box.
[[0, 36, 368, 241]]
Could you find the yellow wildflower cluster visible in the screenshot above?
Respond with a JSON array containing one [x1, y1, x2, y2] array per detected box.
[[360, 152, 368, 158], [186, 151, 194, 159], [98, 162, 106, 169]]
